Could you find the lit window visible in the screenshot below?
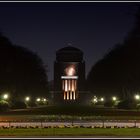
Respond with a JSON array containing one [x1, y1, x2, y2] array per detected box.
[[65, 66, 75, 76]]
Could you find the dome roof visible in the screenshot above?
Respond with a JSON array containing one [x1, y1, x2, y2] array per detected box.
[[57, 46, 83, 53], [56, 45, 83, 62]]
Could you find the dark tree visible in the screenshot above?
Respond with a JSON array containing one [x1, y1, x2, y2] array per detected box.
[[117, 99, 137, 110], [87, 7, 140, 100], [0, 33, 48, 101]]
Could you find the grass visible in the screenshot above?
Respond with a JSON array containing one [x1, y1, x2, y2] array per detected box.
[[0, 128, 140, 136]]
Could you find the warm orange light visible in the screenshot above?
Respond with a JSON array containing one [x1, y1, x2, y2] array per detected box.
[[72, 80, 74, 91], [62, 67, 78, 101], [70, 91, 72, 100], [73, 91, 75, 100], [66, 67, 75, 76], [65, 80, 68, 91], [64, 92, 66, 100], [67, 92, 69, 100]]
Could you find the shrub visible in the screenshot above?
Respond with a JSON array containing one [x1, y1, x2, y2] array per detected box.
[[11, 101, 27, 109], [104, 100, 114, 107], [0, 100, 10, 112], [27, 101, 37, 107], [117, 99, 137, 110]]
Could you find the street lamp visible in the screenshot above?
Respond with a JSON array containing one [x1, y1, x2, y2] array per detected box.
[[135, 94, 140, 100], [112, 96, 117, 101], [100, 97, 104, 102], [36, 98, 41, 102], [93, 98, 97, 102], [3, 94, 9, 100], [92, 97, 98, 104], [25, 96, 30, 102], [43, 98, 47, 102]]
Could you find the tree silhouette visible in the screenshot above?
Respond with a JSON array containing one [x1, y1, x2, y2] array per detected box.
[[87, 7, 140, 100], [0, 34, 48, 101]]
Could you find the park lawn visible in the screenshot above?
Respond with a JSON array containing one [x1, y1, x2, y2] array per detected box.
[[0, 128, 140, 136]]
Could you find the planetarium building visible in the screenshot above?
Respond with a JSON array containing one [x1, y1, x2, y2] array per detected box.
[[53, 45, 87, 104]]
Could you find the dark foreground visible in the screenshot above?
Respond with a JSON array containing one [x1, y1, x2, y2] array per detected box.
[[2, 105, 140, 116], [0, 128, 140, 137]]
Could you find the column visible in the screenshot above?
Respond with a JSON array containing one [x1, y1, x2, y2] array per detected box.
[[64, 92, 66, 100], [62, 80, 64, 90], [75, 80, 77, 90], [72, 80, 74, 91], [67, 91, 69, 100], [70, 91, 72, 100], [68, 79, 70, 91], [73, 91, 75, 100], [65, 80, 67, 91], [70, 79, 72, 91]]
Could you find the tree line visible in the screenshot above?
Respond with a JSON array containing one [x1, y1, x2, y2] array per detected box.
[[1, 7, 140, 110], [87, 7, 140, 100], [0, 33, 48, 102]]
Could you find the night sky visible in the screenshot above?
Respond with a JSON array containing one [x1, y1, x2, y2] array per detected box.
[[0, 2, 139, 81]]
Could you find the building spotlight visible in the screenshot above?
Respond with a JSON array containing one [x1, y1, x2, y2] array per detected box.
[[36, 98, 41, 102], [25, 96, 30, 101], [135, 94, 140, 100], [66, 66, 75, 76], [3, 94, 9, 100], [112, 96, 117, 101]]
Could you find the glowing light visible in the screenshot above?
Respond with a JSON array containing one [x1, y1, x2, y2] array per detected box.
[[68, 80, 70, 90], [36, 98, 41, 102], [3, 94, 9, 100], [100, 97, 104, 102], [25, 96, 30, 101], [68, 67, 75, 76], [61, 76, 78, 79], [43, 98, 46, 102], [112, 96, 117, 101], [67, 92, 69, 100], [72, 80, 74, 91], [64, 92, 66, 100], [135, 94, 140, 100], [93, 98, 97, 102], [65, 80, 68, 91], [73, 91, 75, 100], [70, 91, 72, 100], [62, 66, 78, 101], [66, 67, 75, 76]]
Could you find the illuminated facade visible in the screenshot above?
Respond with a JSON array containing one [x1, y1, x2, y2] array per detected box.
[[61, 66, 78, 101], [53, 46, 85, 103]]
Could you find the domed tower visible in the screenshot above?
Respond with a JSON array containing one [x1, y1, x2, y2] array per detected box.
[[53, 45, 85, 103]]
